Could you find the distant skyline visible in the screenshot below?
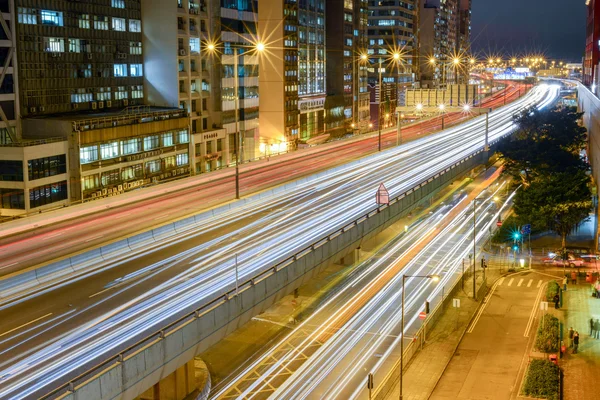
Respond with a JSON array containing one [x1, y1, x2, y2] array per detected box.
[[471, 0, 586, 62]]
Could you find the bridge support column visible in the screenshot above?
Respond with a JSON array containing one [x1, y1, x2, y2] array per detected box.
[[340, 247, 361, 266], [138, 360, 195, 400]]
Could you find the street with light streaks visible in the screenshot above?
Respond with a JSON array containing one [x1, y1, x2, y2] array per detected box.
[[0, 85, 558, 399]]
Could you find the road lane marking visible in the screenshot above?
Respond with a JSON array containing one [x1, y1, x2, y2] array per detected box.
[[537, 280, 542, 288], [517, 279, 524, 287], [527, 279, 533, 287], [498, 277, 505, 286], [525, 283, 546, 337], [507, 278, 514, 286], [89, 286, 115, 299], [1, 262, 18, 269], [0, 313, 53, 338], [84, 235, 104, 243]]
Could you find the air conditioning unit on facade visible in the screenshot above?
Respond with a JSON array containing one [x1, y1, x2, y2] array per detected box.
[[29, 107, 36, 113], [87, 53, 93, 60], [91, 102, 97, 110], [106, 100, 112, 108], [117, 52, 127, 59], [39, 106, 45, 112], [179, 49, 187, 56], [72, 103, 79, 110], [122, 99, 129, 106], [98, 101, 104, 109]]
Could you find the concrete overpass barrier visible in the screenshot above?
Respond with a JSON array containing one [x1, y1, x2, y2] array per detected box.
[[43, 150, 489, 400]]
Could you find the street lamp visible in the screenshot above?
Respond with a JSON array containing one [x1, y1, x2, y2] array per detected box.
[[438, 103, 446, 129], [205, 40, 265, 199], [400, 274, 440, 400], [471, 196, 488, 300]]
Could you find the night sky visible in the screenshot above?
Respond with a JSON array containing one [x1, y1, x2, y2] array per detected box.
[[471, 0, 587, 62]]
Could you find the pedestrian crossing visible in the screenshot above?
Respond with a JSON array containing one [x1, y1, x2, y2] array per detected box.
[[496, 277, 545, 289]]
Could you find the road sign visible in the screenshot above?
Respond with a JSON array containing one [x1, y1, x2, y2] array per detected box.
[[453, 298, 461, 308], [418, 311, 427, 320], [496, 220, 502, 227], [376, 183, 389, 205], [522, 224, 531, 234], [540, 301, 549, 311]]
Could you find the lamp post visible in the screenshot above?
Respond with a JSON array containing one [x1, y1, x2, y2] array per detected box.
[[400, 274, 440, 400], [206, 41, 265, 199], [472, 197, 487, 300]]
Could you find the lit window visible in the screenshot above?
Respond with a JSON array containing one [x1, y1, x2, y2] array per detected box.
[[189, 38, 200, 53], [79, 14, 90, 29], [71, 89, 92, 103], [100, 142, 119, 160], [18, 8, 37, 25], [129, 19, 141, 32], [130, 64, 143, 77], [177, 130, 189, 144], [94, 16, 109, 30], [129, 41, 142, 55], [115, 86, 128, 99], [144, 135, 159, 151], [146, 160, 161, 174], [131, 85, 143, 99], [112, 0, 125, 8], [121, 138, 140, 155], [162, 132, 174, 146], [69, 38, 81, 53], [112, 17, 126, 31], [113, 64, 127, 77], [41, 10, 63, 26], [80, 146, 98, 164], [176, 153, 189, 166], [96, 87, 111, 101], [44, 37, 64, 53]]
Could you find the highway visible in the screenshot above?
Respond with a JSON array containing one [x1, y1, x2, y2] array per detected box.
[[211, 177, 511, 400], [0, 84, 557, 399], [0, 85, 526, 274]]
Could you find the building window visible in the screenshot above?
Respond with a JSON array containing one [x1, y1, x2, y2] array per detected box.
[[115, 86, 128, 99], [44, 37, 64, 53], [79, 14, 90, 29], [18, 8, 37, 25], [164, 156, 176, 169], [190, 38, 200, 53], [71, 89, 93, 103], [80, 146, 98, 164], [176, 153, 189, 166], [96, 87, 111, 101], [217, 139, 223, 152], [0, 160, 23, 181], [94, 16, 109, 30], [101, 169, 120, 186], [131, 85, 143, 99], [129, 19, 141, 32], [145, 159, 161, 174], [112, 0, 126, 8], [206, 141, 213, 153], [121, 137, 141, 155], [29, 181, 68, 209], [41, 10, 63, 26], [129, 41, 142, 55], [83, 174, 99, 191], [28, 155, 67, 181], [144, 135, 159, 151], [69, 38, 81, 53], [113, 64, 127, 77], [100, 141, 119, 159], [121, 164, 143, 181], [112, 17, 126, 31], [0, 189, 25, 209], [177, 130, 189, 144], [130, 64, 143, 77], [162, 132, 174, 147]]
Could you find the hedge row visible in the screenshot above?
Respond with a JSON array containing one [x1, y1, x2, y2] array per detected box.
[[546, 280, 560, 301], [521, 359, 560, 400], [535, 314, 560, 353]]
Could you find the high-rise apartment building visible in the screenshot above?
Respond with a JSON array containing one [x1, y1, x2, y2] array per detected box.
[[457, 0, 471, 55], [367, 0, 418, 128], [259, 0, 327, 146], [585, 0, 600, 87], [325, 0, 370, 136]]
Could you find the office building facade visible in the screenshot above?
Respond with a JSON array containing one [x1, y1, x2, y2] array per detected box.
[[585, 0, 600, 87]]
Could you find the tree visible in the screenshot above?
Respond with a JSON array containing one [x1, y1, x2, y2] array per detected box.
[[497, 106, 588, 184]]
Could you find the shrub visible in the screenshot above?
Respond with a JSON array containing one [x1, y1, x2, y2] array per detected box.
[[534, 315, 559, 353], [521, 359, 559, 400], [546, 281, 560, 301]]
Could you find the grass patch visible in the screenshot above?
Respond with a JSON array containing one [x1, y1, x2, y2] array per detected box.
[[534, 314, 560, 353], [521, 359, 560, 400]]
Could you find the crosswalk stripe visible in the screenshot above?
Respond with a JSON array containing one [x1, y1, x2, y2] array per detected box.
[[507, 278, 514, 286], [527, 279, 533, 287], [498, 277, 505, 286], [517, 279, 524, 287], [537, 280, 542, 288]]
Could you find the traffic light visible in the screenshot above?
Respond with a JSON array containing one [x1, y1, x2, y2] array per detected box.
[[425, 301, 430, 314], [513, 232, 521, 240], [513, 244, 519, 252], [481, 257, 487, 269]]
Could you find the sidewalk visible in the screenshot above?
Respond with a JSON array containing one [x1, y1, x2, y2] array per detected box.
[[556, 282, 600, 400]]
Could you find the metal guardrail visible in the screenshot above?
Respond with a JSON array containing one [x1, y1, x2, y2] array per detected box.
[[0, 136, 66, 147], [39, 144, 491, 400], [71, 109, 188, 132]]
